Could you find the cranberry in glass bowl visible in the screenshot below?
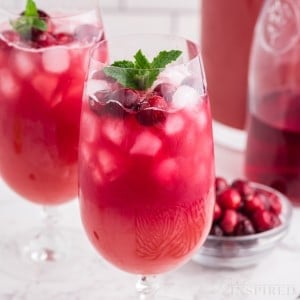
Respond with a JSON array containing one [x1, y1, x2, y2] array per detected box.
[[193, 179, 292, 269]]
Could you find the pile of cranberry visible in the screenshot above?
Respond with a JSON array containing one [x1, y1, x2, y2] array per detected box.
[[210, 177, 282, 237], [89, 80, 175, 126]]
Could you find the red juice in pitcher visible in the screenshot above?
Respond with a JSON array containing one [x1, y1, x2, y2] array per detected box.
[[245, 90, 300, 203]]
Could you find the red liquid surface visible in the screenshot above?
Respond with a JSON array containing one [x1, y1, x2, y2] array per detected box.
[[245, 90, 300, 203], [79, 98, 215, 274], [0, 32, 102, 205]]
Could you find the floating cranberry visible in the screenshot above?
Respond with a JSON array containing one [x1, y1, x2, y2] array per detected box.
[[55, 33, 74, 45], [88, 91, 108, 115], [231, 179, 253, 197], [112, 88, 141, 110], [154, 83, 177, 101], [103, 100, 128, 118], [220, 209, 238, 234], [215, 177, 228, 193], [136, 95, 167, 126], [213, 203, 222, 221], [33, 32, 56, 48], [217, 188, 241, 210]]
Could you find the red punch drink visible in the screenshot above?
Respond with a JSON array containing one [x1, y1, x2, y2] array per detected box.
[[0, 9, 105, 205], [79, 36, 215, 276], [245, 90, 300, 203]]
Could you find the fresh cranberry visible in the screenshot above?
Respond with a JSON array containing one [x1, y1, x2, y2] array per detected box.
[[75, 24, 100, 43], [154, 83, 177, 101], [235, 218, 255, 236], [104, 100, 128, 118], [244, 193, 265, 213], [231, 179, 253, 197], [220, 209, 238, 234], [88, 91, 108, 114], [251, 210, 274, 232], [136, 95, 167, 126], [33, 32, 57, 48], [55, 33, 74, 45], [215, 177, 228, 193], [213, 203, 222, 221], [217, 188, 241, 210], [269, 193, 282, 215], [112, 88, 141, 110], [210, 225, 224, 237]]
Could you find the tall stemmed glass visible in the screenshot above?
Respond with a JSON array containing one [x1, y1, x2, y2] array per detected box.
[[78, 34, 215, 299], [0, 0, 105, 278]]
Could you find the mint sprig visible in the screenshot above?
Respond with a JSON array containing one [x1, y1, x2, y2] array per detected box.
[[103, 49, 182, 90], [10, 0, 47, 40]]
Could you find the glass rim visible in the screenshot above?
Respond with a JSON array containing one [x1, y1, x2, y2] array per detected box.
[[90, 33, 202, 71]]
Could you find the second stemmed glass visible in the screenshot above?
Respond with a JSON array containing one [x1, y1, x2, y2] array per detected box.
[[0, 0, 105, 279], [78, 34, 215, 299]]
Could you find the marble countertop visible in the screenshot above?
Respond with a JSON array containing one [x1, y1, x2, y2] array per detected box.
[[0, 143, 299, 300]]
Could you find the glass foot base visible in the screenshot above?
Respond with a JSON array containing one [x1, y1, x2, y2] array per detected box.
[[0, 226, 98, 282]]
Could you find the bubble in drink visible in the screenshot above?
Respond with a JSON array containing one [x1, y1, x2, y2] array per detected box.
[[172, 85, 199, 109], [130, 132, 162, 156], [42, 48, 70, 73]]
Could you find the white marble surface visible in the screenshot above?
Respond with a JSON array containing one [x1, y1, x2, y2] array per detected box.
[[0, 143, 299, 300]]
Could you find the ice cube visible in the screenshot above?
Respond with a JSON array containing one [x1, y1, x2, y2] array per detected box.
[[0, 69, 19, 99], [102, 119, 125, 146], [32, 74, 59, 105], [97, 149, 118, 179], [154, 158, 178, 183], [172, 85, 200, 110], [165, 115, 185, 135], [86, 79, 110, 96], [42, 48, 70, 73], [14, 52, 35, 77], [75, 24, 102, 44], [157, 65, 190, 86], [130, 132, 162, 156]]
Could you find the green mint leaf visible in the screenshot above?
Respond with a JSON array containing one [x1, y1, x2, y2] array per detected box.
[[111, 60, 135, 68], [103, 49, 182, 90], [151, 50, 182, 69], [25, 0, 39, 17], [104, 67, 140, 90], [134, 49, 151, 69], [10, 0, 48, 40]]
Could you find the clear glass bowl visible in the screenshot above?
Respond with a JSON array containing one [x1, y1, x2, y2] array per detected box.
[[193, 183, 293, 269]]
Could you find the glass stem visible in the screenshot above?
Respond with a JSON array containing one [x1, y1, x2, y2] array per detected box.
[[41, 205, 60, 229], [136, 275, 159, 300]]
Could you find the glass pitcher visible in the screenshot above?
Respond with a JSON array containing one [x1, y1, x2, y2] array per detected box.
[[201, 0, 263, 150], [245, 0, 300, 204]]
